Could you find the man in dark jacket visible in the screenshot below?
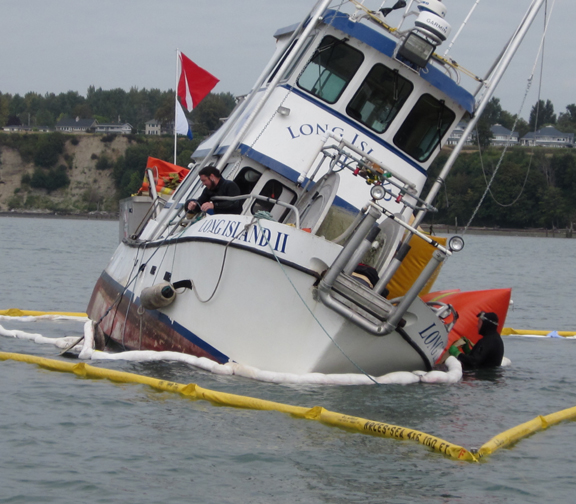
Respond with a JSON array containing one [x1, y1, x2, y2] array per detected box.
[[449, 311, 504, 369], [186, 166, 242, 215]]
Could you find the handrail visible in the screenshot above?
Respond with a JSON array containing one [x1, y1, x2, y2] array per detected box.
[[211, 194, 301, 229], [146, 168, 159, 218], [215, 0, 333, 171]]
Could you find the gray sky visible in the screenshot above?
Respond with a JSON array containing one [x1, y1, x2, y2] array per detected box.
[[1, 0, 572, 119]]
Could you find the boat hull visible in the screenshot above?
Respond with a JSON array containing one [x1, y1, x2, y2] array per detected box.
[[88, 215, 447, 376]]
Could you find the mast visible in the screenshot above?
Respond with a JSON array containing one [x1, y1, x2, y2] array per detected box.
[[215, 0, 334, 172], [174, 49, 179, 165], [412, 0, 547, 230]]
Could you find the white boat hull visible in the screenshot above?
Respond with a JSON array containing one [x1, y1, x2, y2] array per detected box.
[[88, 215, 447, 375]]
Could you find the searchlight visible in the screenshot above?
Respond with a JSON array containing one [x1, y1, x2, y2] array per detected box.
[[396, 0, 451, 69], [370, 184, 386, 201], [448, 235, 465, 252]]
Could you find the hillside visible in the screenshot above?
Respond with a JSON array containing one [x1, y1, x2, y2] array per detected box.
[[0, 135, 131, 215]]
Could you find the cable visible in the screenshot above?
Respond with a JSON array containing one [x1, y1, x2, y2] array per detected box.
[[254, 216, 379, 385], [462, 1, 554, 234]]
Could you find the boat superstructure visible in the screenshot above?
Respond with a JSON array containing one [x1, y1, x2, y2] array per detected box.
[[88, 0, 546, 377]]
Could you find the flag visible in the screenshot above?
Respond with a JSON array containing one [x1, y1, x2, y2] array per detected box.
[[175, 100, 193, 139], [178, 51, 219, 112]]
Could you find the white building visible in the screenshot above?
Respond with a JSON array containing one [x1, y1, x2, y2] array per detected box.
[[521, 126, 574, 148], [445, 121, 474, 146], [145, 120, 162, 135], [490, 124, 519, 146], [95, 123, 133, 134], [56, 117, 98, 133]]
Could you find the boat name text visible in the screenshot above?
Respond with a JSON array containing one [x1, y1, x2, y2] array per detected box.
[[418, 323, 445, 360], [287, 124, 374, 156], [197, 219, 288, 254]]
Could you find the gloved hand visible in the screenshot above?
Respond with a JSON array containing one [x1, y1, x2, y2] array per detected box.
[[448, 345, 460, 357], [462, 337, 473, 354]]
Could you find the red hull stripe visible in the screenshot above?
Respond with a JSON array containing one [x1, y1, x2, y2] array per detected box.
[[88, 270, 230, 364]]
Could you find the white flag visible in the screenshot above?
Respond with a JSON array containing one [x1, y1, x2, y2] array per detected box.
[[175, 100, 193, 139]]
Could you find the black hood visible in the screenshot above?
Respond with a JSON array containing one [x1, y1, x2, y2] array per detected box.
[[478, 312, 499, 336]]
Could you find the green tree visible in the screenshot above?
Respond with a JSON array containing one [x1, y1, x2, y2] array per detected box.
[[36, 108, 55, 128], [0, 92, 10, 127], [9, 94, 25, 118], [30, 165, 70, 193], [475, 97, 503, 148], [113, 144, 150, 198], [538, 186, 568, 228], [96, 155, 113, 170], [191, 92, 236, 136], [557, 104, 576, 135], [562, 104, 576, 123], [529, 99, 556, 130], [155, 94, 175, 127], [34, 133, 66, 168], [553, 153, 576, 222]]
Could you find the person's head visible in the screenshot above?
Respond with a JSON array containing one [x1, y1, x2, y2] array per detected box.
[[477, 311, 499, 335], [198, 166, 221, 190]]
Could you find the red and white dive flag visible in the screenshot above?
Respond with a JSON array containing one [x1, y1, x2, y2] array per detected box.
[[177, 51, 219, 112]]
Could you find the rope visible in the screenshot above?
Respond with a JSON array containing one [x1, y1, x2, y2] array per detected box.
[[190, 217, 251, 303], [92, 218, 191, 350], [462, 1, 553, 234], [254, 216, 379, 385], [229, 1, 347, 173]]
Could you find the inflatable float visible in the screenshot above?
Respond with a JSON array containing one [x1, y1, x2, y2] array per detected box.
[[421, 288, 512, 364]]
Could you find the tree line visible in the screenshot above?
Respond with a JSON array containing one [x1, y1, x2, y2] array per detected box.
[[2, 87, 576, 228], [424, 147, 576, 230], [0, 87, 236, 136], [423, 97, 576, 230], [475, 97, 576, 148]]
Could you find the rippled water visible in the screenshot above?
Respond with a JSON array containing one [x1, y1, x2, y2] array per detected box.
[[1, 216, 575, 504]]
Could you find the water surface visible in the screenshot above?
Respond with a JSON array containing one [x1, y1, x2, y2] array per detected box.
[[1, 216, 575, 503]]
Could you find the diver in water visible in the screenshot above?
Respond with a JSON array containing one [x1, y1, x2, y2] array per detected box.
[[449, 311, 504, 369]]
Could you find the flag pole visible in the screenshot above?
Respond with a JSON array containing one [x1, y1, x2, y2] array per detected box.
[[174, 49, 179, 164]]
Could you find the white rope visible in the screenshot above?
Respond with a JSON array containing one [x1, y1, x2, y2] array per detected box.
[[463, 0, 554, 233]]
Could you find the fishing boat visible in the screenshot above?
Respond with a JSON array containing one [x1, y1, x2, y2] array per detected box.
[[87, 0, 545, 377]]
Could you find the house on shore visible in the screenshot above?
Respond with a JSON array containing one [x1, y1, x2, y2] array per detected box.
[[2, 125, 52, 133], [95, 123, 133, 134], [445, 121, 475, 146], [145, 118, 192, 136], [56, 117, 98, 133], [490, 124, 519, 146], [145, 120, 162, 135], [520, 126, 574, 148]]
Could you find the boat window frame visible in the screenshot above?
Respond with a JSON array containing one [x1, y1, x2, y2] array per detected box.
[[297, 35, 365, 105], [346, 63, 414, 134], [250, 178, 297, 222], [233, 166, 262, 196], [393, 93, 456, 162], [268, 38, 299, 85], [278, 33, 316, 84]]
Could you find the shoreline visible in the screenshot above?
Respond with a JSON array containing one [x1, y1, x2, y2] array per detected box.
[[0, 211, 573, 238], [0, 210, 119, 221], [426, 223, 574, 238]]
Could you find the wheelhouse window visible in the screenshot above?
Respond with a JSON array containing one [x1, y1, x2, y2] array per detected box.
[[393, 94, 455, 162], [346, 64, 413, 133], [298, 36, 364, 104], [251, 179, 296, 222], [234, 167, 262, 195]]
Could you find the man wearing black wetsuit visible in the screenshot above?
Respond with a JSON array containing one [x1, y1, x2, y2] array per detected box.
[[450, 312, 504, 369], [186, 166, 242, 215]]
